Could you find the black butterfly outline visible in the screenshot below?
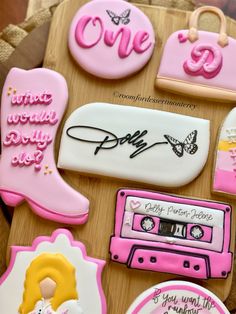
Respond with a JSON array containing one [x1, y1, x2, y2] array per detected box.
[[106, 9, 131, 25], [164, 130, 198, 158]]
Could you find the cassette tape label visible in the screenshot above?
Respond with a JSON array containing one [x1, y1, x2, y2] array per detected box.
[[110, 189, 233, 279], [126, 196, 224, 227]]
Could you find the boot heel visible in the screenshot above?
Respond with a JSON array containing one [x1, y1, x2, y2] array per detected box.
[[0, 190, 24, 207], [28, 199, 89, 225]]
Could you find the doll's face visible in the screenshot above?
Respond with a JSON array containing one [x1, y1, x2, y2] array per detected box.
[[39, 277, 57, 300]]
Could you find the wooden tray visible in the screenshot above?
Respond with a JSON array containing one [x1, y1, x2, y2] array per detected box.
[[7, 1, 236, 312]]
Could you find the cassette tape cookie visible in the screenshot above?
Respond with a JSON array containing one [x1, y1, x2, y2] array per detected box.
[[110, 189, 233, 279]]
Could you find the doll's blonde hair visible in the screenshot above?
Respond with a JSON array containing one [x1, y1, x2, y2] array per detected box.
[[18, 253, 78, 314]]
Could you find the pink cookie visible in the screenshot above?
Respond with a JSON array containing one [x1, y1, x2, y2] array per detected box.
[[110, 189, 233, 279], [126, 281, 230, 313], [68, 0, 155, 79], [0, 229, 106, 314], [213, 107, 236, 197], [0, 68, 89, 225], [156, 6, 236, 102]]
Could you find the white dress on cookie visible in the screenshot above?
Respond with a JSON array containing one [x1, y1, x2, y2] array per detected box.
[[28, 299, 83, 314]]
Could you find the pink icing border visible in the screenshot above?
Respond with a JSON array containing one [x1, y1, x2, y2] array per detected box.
[[68, 0, 155, 79], [0, 189, 88, 225], [115, 189, 231, 253], [131, 283, 228, 313], [0, 67, 89, 225], [0, 229, 107, 314], [213, 169, 236, 194], [110, 189, 232, 279]]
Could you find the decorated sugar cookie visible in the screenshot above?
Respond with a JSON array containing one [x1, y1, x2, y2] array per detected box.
[[0, 229, 106, 314], [156, 6, 236, 102], [68, 0, 155, 79], [58, 102, 210, 187], [213, 107, 236, 197], [110, 189, 233, 279], [0, 68, 89, 224], [126, 281, 230, 313]]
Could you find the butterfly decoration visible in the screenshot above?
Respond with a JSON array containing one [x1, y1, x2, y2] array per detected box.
[[106, 9, 131, 25], [164, 130, 198, 158]]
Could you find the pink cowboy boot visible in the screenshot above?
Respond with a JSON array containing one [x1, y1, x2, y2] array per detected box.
[[0, 68, 89, 224]]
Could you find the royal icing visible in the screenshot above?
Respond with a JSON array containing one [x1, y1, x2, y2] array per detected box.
[[68, 0, 155, 79], [58, 102, 210, 187], [0, 229, 106, 314], [0, 68, 89, 225], [213, 107, 236, 197], [183, 44, 223, 79], [156, 30, 233, 93], [110, 189, 232, 279], [126, 281, 230, 313], [156, 7, 236, 101]]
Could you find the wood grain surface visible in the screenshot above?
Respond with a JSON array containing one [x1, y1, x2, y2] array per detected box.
[[6, 1, 236, 313], [0, 201, 10, 276]]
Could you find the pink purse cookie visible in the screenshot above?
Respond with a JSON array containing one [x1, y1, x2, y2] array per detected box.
[[68, 0, 155, 79], [110, 189, 233, 279], [0, 229, 106, 314], [156, 6, 236, 102], [0, 68, 89, 225]]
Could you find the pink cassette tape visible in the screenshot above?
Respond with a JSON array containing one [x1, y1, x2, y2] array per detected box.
[[109, 189, 233, 279]]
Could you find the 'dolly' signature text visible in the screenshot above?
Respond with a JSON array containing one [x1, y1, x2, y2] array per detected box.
[[66, 125, 168, 158]]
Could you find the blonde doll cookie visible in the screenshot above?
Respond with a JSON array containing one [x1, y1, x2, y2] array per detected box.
[[22, 254, 83, 314], [0, 229, 106, 314]]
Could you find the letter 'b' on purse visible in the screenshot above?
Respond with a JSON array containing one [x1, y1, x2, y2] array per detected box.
[[156, 6, 236, 102]]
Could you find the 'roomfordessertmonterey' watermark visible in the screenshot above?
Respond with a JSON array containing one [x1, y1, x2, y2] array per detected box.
[[113, 91, 196, 111]]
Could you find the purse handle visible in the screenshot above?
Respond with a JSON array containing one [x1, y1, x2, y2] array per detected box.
[[188, 6, 228, 47]]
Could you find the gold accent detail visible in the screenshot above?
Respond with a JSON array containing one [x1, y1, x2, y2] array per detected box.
[[218, 141, 236, 152]]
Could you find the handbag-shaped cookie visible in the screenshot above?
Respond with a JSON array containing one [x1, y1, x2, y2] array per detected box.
[[156, 6, 236, 102]]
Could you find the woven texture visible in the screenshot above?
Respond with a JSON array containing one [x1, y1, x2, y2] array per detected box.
[[2, 0, 225, 64], [0, 7, 53, 63]]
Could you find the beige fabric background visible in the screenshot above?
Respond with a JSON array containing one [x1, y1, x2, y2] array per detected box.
[[0, 0, 194, 63], [26, 0, 194, 17]]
